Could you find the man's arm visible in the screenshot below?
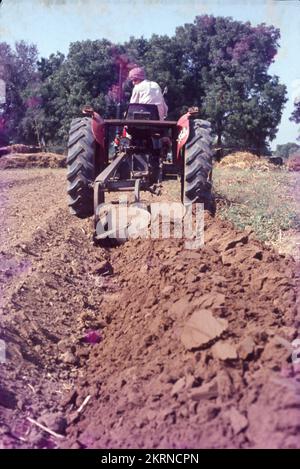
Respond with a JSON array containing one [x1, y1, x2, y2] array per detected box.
[[157, 84, 168, 119], [130, 86, 139, 103], [162, 97, 168, 119]]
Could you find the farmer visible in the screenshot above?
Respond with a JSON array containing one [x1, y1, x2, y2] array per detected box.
[[128, 67, 168, 120]]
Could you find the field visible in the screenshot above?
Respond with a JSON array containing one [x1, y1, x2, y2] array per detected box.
[[213, 167, 300, 258], [0, 164, 299, 449]]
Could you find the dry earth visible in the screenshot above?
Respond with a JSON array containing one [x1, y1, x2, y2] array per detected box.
[[0, 168, 299, 449]]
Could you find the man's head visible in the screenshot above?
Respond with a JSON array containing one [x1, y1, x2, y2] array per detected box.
[[128, 67, 146, 85]]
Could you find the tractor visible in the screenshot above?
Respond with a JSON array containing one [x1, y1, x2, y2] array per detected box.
[[66, 103, 213, 240]]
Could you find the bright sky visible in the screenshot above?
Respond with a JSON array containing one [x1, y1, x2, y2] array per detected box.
[[0, 0, 300, 148]]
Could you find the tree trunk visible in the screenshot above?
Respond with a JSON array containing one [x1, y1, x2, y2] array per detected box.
[[34, 118, 41, 147], [215, 124, 223, 162]]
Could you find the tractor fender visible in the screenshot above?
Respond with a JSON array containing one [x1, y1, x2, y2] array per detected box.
[[82, 107, 105, 147], [176, 112, 190, 159], [91, 112, 105, 147], [91, 112, 107, 167]]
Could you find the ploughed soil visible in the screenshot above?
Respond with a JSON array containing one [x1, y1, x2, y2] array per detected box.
[[0, 168, 299, 449]]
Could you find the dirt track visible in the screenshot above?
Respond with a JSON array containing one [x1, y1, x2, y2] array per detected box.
[[0, 168, 299, 449]]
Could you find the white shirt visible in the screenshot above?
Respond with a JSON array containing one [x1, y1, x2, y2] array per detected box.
[[130, 79, 168, 120]]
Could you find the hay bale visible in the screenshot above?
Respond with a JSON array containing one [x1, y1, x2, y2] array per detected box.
[[217, 152, 271, 170], [0, 152, 66, 169]]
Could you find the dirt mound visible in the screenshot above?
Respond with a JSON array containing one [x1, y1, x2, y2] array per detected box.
[[60, 218, 298, 449], [0, 170, 298, 449], [0, 152, 66, 169], [218, 152, 271, 170]]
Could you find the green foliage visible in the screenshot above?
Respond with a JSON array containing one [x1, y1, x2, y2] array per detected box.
[[124, 34, 187, 118], [213, 167, 300, 244], [0, 40, 40, 144], [36, 40, 122, 146], [0, 15, 287, 152], [275, 142, 300, 159], [290, 102, 300, 142], [176, 16, 287, 154], [290, 102, 300, 124]]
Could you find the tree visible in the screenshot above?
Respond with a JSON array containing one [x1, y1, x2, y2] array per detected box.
[[291, 102, 300, 123], [290, 102, 300, 141], [0, 41, 40, 144], [0, 15, 287, 153], [275, 142, 300, 159], [35, 40, 125, 147], [174, 15, 287, 155], [124, 34, 188, 118]]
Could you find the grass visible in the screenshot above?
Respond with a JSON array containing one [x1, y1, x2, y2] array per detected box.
[[149, 166, 299, 257], [213, 167, 300, 256]]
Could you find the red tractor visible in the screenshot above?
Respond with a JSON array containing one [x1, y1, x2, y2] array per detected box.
[[66, 103, 213, 239]]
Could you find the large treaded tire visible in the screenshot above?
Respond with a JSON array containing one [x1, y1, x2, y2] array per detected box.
[[181, 119, 213, 210], [67, 117, 96, 218]]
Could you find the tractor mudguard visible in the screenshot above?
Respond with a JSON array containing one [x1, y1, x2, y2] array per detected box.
[[92, 112, 107, 167], [82, 107, 107, 167], [176, 107, 200, 160], [91, 112, 105, 147], [82, 106, 105, 148], [176, 112, 190, 159]]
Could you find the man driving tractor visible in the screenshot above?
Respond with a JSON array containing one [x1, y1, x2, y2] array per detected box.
[[66, 63, 214, 230], [128, 67, 168, 121]]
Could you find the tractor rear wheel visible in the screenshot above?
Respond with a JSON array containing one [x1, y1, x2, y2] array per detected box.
[[181, 119, 213, 211], [67, 117, 96, 218]]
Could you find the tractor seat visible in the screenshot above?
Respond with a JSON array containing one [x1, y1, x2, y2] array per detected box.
[[125, 103, 159, 121]]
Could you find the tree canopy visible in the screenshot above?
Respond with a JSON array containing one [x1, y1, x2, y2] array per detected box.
[[275, 142, 300, 159], [0, 41, 39, 145], [290, 101, 300, 141], [0, 15, 288, 154]]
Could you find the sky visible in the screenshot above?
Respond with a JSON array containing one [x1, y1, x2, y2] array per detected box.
[[0, 0, 300, 149]]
